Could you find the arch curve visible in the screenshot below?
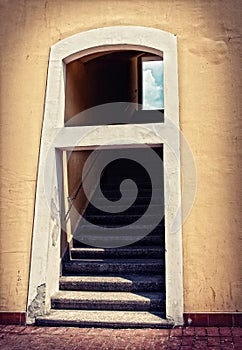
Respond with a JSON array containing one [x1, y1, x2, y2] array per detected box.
[[51, 26, 176, 62]]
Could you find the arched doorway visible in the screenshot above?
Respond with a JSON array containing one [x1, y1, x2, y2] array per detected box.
[[27, 26, 183, 326]]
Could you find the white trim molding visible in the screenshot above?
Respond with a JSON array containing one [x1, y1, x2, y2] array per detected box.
[[27, 26, 183, 325]]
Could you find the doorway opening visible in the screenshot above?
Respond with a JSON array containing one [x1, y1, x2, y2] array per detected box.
[[47, 145, 168, 327]]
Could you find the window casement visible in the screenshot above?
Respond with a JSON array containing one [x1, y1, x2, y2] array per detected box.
[[139, 54, 164, 111]]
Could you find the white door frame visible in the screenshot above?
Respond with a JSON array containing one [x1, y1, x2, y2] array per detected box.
[[27, 26, 183, 325]]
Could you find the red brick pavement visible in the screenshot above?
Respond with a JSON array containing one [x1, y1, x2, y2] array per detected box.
[[0, 325, 241, 349]]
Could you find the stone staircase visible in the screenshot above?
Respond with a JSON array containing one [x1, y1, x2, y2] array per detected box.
[[36, 149, 173, 328]]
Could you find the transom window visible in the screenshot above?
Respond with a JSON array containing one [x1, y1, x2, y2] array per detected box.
[[141, 55, 164, 111], [64, 50, 164, 127]]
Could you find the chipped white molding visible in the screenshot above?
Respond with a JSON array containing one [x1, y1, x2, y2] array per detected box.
[[27, 26, 183, 325]]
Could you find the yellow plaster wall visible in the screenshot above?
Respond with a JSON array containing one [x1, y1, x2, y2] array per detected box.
[[0, 0, 241, 312]]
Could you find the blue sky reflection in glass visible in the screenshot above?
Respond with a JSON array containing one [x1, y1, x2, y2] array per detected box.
[[142, 60, 164, 110]]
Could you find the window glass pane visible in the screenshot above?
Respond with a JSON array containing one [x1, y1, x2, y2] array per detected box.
[[142, 60, 164, 110]]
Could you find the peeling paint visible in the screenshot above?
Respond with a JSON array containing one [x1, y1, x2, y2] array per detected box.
[[27, 284, 46, 318], [51, 221, 59, 247], [50, 186, 60, 247], [210, 287, 216, 304]]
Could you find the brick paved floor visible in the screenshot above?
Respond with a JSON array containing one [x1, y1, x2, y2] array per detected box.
[[0, 325, 241, 349]]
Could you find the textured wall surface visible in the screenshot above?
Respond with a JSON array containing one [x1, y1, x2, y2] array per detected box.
[[0, 0, 241, 312]]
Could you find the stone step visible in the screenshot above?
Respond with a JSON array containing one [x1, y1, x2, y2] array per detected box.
[[73, 234, 164, 248], [86, 203, 163, 216], [74, 222, 164, 238], [93, 195, 162, 205], [100, 181, 156, 189], [93, 188, 162, 199], [63, 259, 164, 275], [59, 275, 165, 292], [71, 246, 164, 259], [35, 310, 173, 328], [51, 291, 165, 311], [82, 214, 163, 226]]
